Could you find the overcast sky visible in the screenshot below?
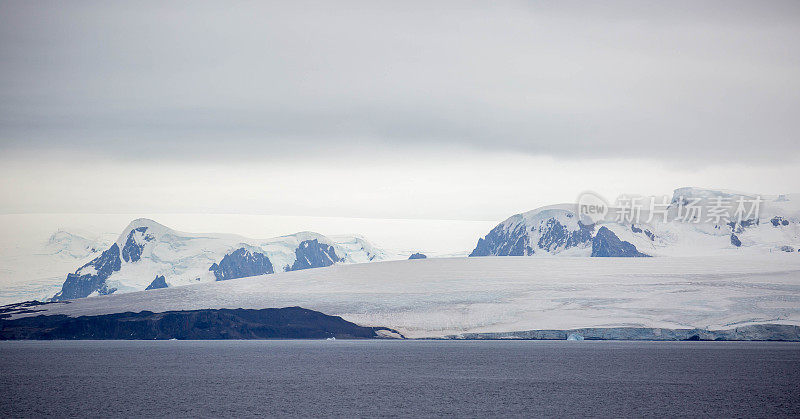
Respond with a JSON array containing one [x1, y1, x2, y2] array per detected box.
[[1, 1, 799, 221]]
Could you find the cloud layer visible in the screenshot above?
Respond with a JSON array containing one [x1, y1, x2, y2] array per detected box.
[[2, 1, 799, 162]]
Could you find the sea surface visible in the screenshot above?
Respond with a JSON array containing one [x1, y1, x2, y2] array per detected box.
[[1, 340, 798, 417]]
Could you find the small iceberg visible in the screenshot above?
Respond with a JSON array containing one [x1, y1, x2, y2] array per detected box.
[[566, 333, 584, 341], [326, 337, 336, 341]]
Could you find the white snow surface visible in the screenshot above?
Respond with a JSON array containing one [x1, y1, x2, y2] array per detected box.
[[489, 187, 800, 257], [15, 255, 800, 339], [0, 229, 115, 304], [104, 218, 399, 294], [0, 213, 491, 304]]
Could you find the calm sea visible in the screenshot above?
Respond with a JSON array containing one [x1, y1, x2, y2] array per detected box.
[[1, 340, 798, 417]]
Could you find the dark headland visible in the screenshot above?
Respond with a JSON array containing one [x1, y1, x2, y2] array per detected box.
[[0, 306, 403, 340]]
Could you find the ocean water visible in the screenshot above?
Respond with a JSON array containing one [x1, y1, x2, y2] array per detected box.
[[1, 340, 798, 417]]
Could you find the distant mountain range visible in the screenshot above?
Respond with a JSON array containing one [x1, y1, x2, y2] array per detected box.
[[30, 186, 800, 303], [2, 186, 799, 340], [51, 218, 393, 301], [7, 255, 800, 340], [470, 187, 800, 258]]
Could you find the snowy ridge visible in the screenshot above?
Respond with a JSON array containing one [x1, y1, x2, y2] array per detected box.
[[51, 218, 398, 300], [329, 234, 391, 263], [0, 231, 116, 305], [46, 230, 112, 259], [471, 187, 800, 258], [471, 204, 609, 257], [11, 255, 800, 339]]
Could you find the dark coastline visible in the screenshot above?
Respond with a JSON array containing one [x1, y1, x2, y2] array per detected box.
[[1, 301, 797, 341], [0, 307, 403, 340]]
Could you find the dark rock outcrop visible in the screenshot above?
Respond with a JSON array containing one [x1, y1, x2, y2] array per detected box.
[[121, 227, 153, 263], [52, 244, 122, 301], [53, 225, 158, 301], [288, 239, 342, 271], [591, 227, 649, 257], [408, 253, 427, 260], [0, 307, 404, 340], [470, 216, 595, 257], [771, 216, 790, 227], [728, 219, 758, 233], [145, 275, 168, 290], [210, 248, 274, 281], [0, 300, 63, 320], [731, 234, 742, 247], [537, 219, 594, 252], [631, 225, 656, 241], [470, 220, 533, 256]]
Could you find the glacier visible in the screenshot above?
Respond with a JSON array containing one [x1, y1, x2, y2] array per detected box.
[[7, 255, 800, 339], [8, 186, 797, 305], [1, 186, 799, 340]]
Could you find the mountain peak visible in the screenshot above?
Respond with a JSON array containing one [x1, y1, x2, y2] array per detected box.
[[115, 218, 172, 247], [123, 218, 170, 232]]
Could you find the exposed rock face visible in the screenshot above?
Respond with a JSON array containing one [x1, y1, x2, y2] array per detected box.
[[591, 227, 649, 257], [52, 244, 122, 301], [0, 307, 404, 340], [471, 209, 654, 258], [731, 234, 742, 247], [728, 219, 758, 233], [145, 275, 168, 290], [536, 219, 594, 252], [121, 227, 153, 263], [631, 224, 655, 241], [470, 209, 605, 257], [470, 219, 532, 256], [0, 300, 58, 319], [771, 216, 790, 227], [408, 253, 427, 260], [210, 248, 274, 281], [288, 239, 342, 271]]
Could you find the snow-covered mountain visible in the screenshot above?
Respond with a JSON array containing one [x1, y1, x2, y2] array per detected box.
[[45, 230, 113, 259], [0, 230, 116, 305], [52, 218, 395, 301], [20, 186, 800, 305], [471, 187, 800, 257], [10, 255, 800, 339]]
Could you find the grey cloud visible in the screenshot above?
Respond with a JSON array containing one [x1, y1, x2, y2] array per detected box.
[[1, 0, 799, 162]]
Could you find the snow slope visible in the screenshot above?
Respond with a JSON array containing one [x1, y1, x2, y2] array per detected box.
[[471, 187, 800, 258], [0, 213, 490, 304], [13, 255, 800, 339], [51, 218, 400, 300], [0, 229, 115, 305]]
